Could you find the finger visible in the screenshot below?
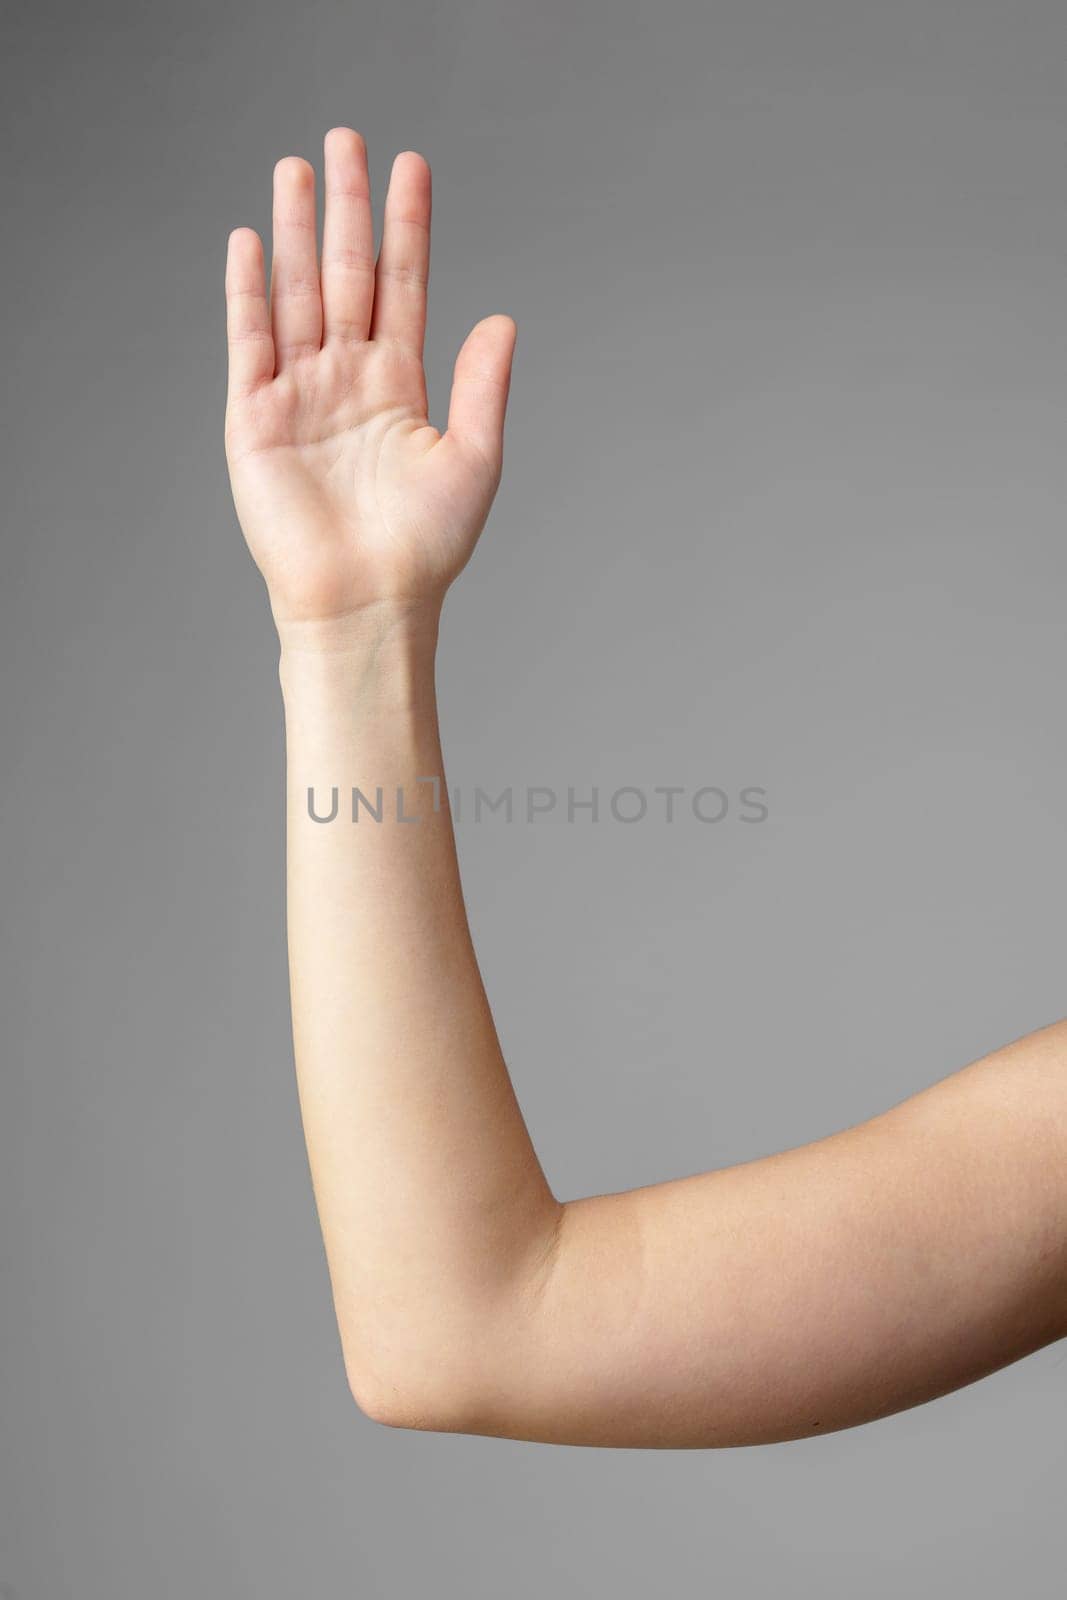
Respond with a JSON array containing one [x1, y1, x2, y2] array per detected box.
[[444, 315, 517, 478], [225, 228, 274, 400], [271, 156, 322, 367], [369, 151, 431, 355], [321, 127, 375, 344]]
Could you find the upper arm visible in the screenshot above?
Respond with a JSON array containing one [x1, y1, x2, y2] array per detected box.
[[459, 1020, 1067, 1447]]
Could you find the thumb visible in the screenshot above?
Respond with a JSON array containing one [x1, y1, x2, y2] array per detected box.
[[444, 314, 517, 478]]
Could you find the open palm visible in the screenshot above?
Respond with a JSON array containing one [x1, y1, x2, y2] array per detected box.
[[224, 130, 516, 627]]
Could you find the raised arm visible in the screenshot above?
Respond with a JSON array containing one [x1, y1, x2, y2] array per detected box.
[[224, 130, 1067, 1447]]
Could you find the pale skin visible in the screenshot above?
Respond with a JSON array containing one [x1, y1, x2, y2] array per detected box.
[[224, 128, 1067, 1447]]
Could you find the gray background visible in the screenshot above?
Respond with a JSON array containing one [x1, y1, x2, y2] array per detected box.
[[2, 0, 1066, 1594]]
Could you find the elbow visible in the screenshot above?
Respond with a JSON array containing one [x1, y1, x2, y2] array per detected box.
[[339, 1208, 567, 1435], [343, 1349, 486, 1436], [347, 1373, 464, 1434]]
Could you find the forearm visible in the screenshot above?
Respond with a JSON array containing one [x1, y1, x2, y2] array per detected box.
[[279, 606, 561, 1427]]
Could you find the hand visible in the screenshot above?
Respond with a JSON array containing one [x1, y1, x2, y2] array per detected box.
[[224, 129, 517, 634]]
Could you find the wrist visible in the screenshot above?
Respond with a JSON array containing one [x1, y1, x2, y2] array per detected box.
[[277, 600, 441, 715]]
